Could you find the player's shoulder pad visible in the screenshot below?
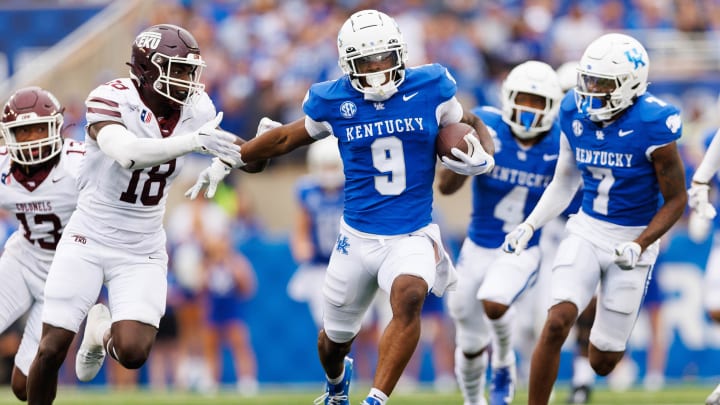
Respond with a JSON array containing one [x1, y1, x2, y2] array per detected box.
[[60, 138, 86, 177], [305, 77, 348, 103], [636, 92, 681, 124], [471, 105, 502, 124], [188, 91, 216, 123], [86, 78, 132, 105], [406, 63, 457, 100], [303, 77, 348, 120], [560, 90, 577, 113]]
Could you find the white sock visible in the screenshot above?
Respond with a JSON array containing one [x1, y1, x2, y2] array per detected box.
[[455, 347, 488, 404], [572, 356, 595, 386], [490, 307, 515, 367], [327, 368, 345, 385], [368, 388, 388, 404]]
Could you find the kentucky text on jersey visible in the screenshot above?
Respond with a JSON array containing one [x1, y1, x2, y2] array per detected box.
[[489, 165, 553, 188], [575, 148, 633, 167], [344, 117, 424, 141], [15, 201, 53, 212]]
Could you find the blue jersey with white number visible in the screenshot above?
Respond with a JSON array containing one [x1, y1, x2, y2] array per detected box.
[[467, 106, 561, 249], [559, 90, 682, 226], [294, 176, 344, 264], [303, 64, 456, 235]]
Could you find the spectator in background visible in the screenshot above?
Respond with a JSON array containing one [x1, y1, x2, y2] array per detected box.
[[201, 213, 259, 395], [549, 2, 603, 66]]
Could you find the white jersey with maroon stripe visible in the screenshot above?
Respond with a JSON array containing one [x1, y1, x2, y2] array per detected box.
[[0, 139, 85, 269], [78, 77, 215, 238]]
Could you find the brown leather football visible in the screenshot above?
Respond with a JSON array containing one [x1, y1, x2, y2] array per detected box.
[[436, 122, 476, 161]]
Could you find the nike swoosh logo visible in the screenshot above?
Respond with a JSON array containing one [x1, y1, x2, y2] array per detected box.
[[403, 92, 419, 102], [618, 129, 634, 137], [52, 177, 64, 183], [542, 154, 558, 161]]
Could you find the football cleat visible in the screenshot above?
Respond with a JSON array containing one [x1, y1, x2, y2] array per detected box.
[[489, 363, 516, 405], [75, 303, 111, 382], [567, 385, 592, 404], [361, 397, 382, 405], [314, 356, 354, 405]]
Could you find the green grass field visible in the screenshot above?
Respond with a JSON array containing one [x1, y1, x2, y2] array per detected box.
[[0, 385, 712, 405]]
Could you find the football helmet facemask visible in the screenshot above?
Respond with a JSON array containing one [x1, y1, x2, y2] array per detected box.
[[337, 9, 408, 101], [128, 24, 206, 107], [501, 61, 563, 139], [1, 86, 64, 165], [307, 137, 344, 189], [575, 33, 649, 122]]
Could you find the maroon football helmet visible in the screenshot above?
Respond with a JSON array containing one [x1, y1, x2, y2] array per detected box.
[[1, 86, 64, 165], [127, 24, 206, 106]]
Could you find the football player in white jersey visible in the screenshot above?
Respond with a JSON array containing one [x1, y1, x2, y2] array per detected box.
[[26, 24, 266, 404], [688, 129, 720, 405], [186, 9, 495, 405], [0, 86, 83, 401], [503, 33, 687, 405]]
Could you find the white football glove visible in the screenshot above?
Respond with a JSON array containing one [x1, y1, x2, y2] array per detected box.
[[256, 116, 282, 137], [441, 133, 495, 176], [184, 157, 232, 200], [190, 112, 242, 164], [502, 222, 534, 255], [688, 210, 714, 243], [613, 241, 641, 270], [688, 183, 717, 220], [221, 116, 282, 169]]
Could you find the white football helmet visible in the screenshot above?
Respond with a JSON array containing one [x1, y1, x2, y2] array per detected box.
[[501, 61, 563, 139], [307, 137, 344, 189], [337, 9, 408, 101], [575, 33, 649, 122]]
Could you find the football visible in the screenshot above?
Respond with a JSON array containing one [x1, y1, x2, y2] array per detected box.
[[436, 122, 476, 161]]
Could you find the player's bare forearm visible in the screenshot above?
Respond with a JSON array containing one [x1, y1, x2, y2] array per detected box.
[[238, 118, 313, 165], [636, 142, 687, 250], [437, 166, 467, 195], [461, 110, 494, 155]]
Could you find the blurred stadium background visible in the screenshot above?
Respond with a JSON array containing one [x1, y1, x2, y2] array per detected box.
[[2, 0, 720, 403]]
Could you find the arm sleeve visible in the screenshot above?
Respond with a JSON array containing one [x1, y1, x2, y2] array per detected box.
[[525, 133, 583, 230], [437, 96, 463, 126], [96, 124, 197, 170], [693, 128, 720, 184]]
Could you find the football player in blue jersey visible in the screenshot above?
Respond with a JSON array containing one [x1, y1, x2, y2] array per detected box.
[[688, 129, 720, 405], [437, 60, 564, 405], [503, 33, 687, 405], [186, 9, 495, 405]]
